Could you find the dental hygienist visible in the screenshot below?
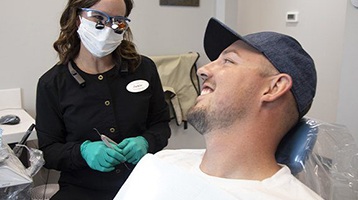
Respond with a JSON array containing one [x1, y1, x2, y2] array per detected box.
[[35, 0, 171, 199]]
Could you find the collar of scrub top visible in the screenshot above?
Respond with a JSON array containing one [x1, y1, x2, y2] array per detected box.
[[80, 8, 131, 34]]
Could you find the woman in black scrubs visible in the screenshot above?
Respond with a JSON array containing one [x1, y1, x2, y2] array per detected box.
[[36, 0, 171, 199]]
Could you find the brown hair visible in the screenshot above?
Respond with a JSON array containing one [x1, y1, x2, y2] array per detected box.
[[53, 0, 141, 72]]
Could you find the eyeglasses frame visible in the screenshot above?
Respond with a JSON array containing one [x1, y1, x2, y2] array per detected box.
[[80, 8, 131, 33]]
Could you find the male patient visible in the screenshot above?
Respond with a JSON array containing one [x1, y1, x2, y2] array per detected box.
[[114, 18, 322, 200]]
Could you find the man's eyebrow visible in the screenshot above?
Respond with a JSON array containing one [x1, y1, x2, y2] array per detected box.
[[222, 48, 241, 58], [222, 49, 235, 55]]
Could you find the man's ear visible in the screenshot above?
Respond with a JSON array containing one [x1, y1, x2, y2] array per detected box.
[[261, 73, 293, 103]]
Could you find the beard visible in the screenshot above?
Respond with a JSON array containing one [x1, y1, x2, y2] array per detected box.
[[187, 102, 244, 135], [187, 107, 209, 135]]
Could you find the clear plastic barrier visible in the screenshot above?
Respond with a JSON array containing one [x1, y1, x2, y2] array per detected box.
[[296, 118, 358, 200], [0, 128, 44, 199]]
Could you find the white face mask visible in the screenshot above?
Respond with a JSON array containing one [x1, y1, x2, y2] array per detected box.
[[77, 17, 124, 58]]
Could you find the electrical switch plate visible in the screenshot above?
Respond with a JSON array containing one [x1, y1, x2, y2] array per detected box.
[[286, 11, 299, 23]]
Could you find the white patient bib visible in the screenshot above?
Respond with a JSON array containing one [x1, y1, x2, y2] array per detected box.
[[114, 154, 239, 200]]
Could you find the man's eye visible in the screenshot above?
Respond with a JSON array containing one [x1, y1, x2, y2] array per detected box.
[[224, 59, 234, 64]]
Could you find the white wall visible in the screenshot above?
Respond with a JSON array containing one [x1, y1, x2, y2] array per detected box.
[[337, 1, 358, 143], [0, 1, 67, 116], [130, 1, 214, 61], [1, 0, 358, 147]]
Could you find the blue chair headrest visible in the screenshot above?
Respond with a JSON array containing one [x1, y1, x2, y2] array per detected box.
[[275, 118, 318, 175]]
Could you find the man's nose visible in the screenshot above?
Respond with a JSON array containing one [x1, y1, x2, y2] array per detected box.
[[197, 66, 208, 81], [197, 61, 216, 81]]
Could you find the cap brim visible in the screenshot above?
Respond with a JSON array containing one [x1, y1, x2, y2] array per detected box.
[[204, 18, 244, 61]]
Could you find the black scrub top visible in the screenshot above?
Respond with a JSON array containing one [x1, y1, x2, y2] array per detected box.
[[35, 56, 171, 198]]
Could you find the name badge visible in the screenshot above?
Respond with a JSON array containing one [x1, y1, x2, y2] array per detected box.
[[126, 80, 149, 93]]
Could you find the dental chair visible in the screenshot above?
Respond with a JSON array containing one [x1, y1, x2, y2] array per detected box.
[[276, 117, 358, 200]]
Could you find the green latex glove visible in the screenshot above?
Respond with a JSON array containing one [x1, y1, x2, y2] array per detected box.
[[117, 136, 148, 164], [80, 140, 126, 172]]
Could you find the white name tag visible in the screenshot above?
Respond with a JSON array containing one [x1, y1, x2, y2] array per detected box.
[[126, 80, 149, 93]]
